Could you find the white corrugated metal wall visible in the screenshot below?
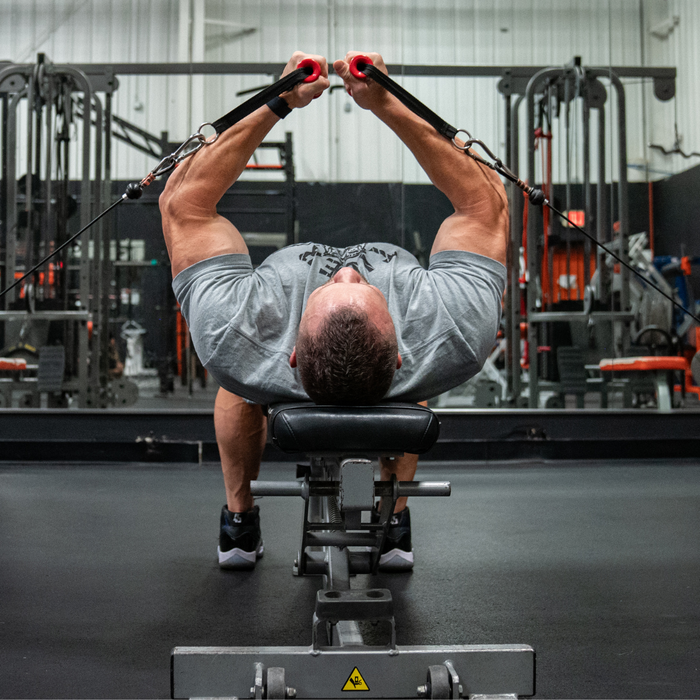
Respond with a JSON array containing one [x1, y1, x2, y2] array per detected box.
[[644, 0, 700, 178], [0, 0, 697, 185]]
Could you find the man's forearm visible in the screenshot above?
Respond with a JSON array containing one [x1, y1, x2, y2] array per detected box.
[[372, 97, 496, 215], [370, 90, 508, 262], [159, 51, 330, 277], [164, 106, 280, 217]]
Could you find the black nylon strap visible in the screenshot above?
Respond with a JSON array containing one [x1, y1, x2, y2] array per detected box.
[[212, 65, 311, 134], [361, 64, 459, 141]]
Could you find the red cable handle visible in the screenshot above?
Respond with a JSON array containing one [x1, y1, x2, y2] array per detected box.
[[297, 58, 321, 83], [349, 54, 373, 80]]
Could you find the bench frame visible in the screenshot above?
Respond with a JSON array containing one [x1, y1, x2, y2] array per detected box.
[[171, 403, 535, 699]]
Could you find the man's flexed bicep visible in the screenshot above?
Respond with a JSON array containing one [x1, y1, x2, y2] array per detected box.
[[160, 51, 330, 278]]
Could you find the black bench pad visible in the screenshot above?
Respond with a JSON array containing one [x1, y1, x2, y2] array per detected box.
[[268, 402, 439, 454]]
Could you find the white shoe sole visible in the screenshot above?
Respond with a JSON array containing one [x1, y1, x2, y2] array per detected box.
[[218, 541, 264, 570], [378, 548, 414, 571]]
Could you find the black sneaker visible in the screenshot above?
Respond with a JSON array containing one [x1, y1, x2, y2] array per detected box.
[[374, 506, 414, 571], [218, 504, 264, 570]]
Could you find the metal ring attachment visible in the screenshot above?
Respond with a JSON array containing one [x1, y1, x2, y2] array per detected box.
[[197, 122, 219, 144], [451, 128, 474, 151]]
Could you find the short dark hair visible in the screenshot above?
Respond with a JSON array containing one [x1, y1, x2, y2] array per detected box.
[[296, 306, 398, 405]]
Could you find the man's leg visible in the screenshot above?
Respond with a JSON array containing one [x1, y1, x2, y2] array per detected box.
[[214, 387, 267, 568], [214, 387, 267, 511], [376, 452, 418, 571], [378, 398, 426, 514], [379, 452, 418, 515], [375, 401, 427, 571]]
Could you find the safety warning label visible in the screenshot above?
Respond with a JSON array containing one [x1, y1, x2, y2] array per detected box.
[[342, 667, 370, 691]]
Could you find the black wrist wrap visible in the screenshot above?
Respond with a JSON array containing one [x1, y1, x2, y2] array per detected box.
[[267, 96, 292, 119]]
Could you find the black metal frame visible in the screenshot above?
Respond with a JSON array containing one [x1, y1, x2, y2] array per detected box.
[[0, 58, 679, 415], [0, 407, 698, 463], [0, 56, 112, 408], [502, 59, 677, 409]]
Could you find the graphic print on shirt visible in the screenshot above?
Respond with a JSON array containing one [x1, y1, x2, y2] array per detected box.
[[298, 243, 398, 278]]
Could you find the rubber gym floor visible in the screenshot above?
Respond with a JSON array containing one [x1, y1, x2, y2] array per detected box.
[[1, 458, 699, 698]]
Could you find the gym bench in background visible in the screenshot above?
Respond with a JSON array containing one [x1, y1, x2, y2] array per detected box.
[[171, 403, 535, 699]]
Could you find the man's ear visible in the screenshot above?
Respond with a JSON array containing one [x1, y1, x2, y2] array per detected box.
[[290, 347, 297, 368], [396, 352, 402, 369]]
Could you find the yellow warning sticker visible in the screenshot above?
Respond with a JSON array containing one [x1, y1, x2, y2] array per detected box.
[[342, 667, 370, 691]]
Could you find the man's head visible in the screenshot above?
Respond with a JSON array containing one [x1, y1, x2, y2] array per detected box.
[[289, 267, 401, 405]]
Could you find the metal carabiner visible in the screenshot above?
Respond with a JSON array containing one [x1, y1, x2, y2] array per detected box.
[[452, 129, 518, 179], [173, 122, 219, 164], [140, 123, 220, 187]]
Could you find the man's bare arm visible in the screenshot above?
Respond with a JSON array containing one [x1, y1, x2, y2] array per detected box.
[[333, 52, 508, 265], [160, 52, 330, 278]]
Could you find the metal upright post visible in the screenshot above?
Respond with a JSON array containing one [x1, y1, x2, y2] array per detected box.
[[25, 73, 35, 280], [102, 91, 114, 390], [503, 92, 513, 402], [509, 95, 524, 405], [59, 66, 93, 407], [3, 82, 29, 308], [92, 94, 108, 397], [526, 83, 539, 408], [43, 76, 54, 300], [564, 73, 572, 298], [606, 73, 631, 353], [546, 85, 555, 307], [34, 80, 45, 293], [596, 97, 608, 305], [525, 68, 563, 408], [1, 91, 6, 308], [59, 81, 73, 377], [582, 77, 592, 293], [0, 95, 5, 331]]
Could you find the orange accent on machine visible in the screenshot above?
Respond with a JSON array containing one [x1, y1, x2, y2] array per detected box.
[[550, 245, 597, 303], [0, 358, 27, 371], [678, 371, 700, 398], [561, 210, 585, 228], [599, 356, 688, 372]]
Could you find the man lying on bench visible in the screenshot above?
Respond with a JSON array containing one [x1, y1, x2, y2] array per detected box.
[[159, 50, 508, 571]]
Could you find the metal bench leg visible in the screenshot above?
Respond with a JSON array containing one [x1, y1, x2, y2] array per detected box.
[[654, 370, 672, 410]]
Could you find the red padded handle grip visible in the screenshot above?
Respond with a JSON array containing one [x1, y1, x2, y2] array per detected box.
[[297, 58, 321, 83], [349, 54, 373, 80]]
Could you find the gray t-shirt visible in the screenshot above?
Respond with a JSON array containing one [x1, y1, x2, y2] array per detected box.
[[173, 242, 506, 405]]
